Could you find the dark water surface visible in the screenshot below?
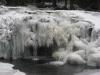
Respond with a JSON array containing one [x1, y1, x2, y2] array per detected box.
[[0, 59, 85, 75]]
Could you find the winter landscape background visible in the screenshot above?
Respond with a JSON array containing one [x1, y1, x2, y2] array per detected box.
[[0, 0, 100, 75]]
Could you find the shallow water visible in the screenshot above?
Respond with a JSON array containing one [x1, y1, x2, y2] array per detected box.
[[0, 59, 86, 75]]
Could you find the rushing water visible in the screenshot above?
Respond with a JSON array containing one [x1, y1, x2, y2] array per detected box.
[[0, 59, 86, 75]]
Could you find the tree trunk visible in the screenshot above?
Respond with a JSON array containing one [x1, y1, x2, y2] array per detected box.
[[65, 0, 67, 8], [97, 0, 100, 10], [53, 0, 57, 7], [0, 0, 7, 5], [70, 0, 74, 9]]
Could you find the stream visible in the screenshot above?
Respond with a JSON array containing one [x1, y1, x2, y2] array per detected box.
[[0, 59, 89, 75]]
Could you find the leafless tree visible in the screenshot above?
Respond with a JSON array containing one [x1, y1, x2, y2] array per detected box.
[[0, 0, 7, 5]]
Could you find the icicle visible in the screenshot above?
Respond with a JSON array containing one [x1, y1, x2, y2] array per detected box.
[[91, 29, 98, 42], [32, 46, 38, 61]]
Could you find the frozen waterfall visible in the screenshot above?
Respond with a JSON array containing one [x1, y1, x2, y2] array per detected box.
[[0, 7, 100, 66]]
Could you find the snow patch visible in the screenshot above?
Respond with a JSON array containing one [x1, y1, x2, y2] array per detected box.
[[0, 62, 25, 75]]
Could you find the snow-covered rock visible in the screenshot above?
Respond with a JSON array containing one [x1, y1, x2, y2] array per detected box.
[[52, 50, 68, 61], [87, 52, 100, 67], [67, 53, 86, 65], [73, 36, 88, 50], [74, 50, 86, 59]]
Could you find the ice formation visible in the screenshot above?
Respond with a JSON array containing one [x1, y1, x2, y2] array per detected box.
[[67, 53, 86, 65], [0, 6, 100, 66]]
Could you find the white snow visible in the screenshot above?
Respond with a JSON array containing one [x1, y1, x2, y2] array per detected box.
[[0, 62, 25, 75], [48, 61, 65, 66], [67, 53, 86, 65], [72, 11, 100, 31]]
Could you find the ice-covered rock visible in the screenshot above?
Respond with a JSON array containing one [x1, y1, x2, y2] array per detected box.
[[67, 53, 86, 65], [74, 50, 86, 59], [87, 52, 100, 67], [52, 49, 68, 62], [73, 36, 88, 50], [48, 61, 65, 66]]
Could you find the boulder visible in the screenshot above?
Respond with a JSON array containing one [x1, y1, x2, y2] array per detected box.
[[67, 53, 86, 65], [87, 52, 100, 67], [52, 50, 68, 61], [74, 50, 86, 59]]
